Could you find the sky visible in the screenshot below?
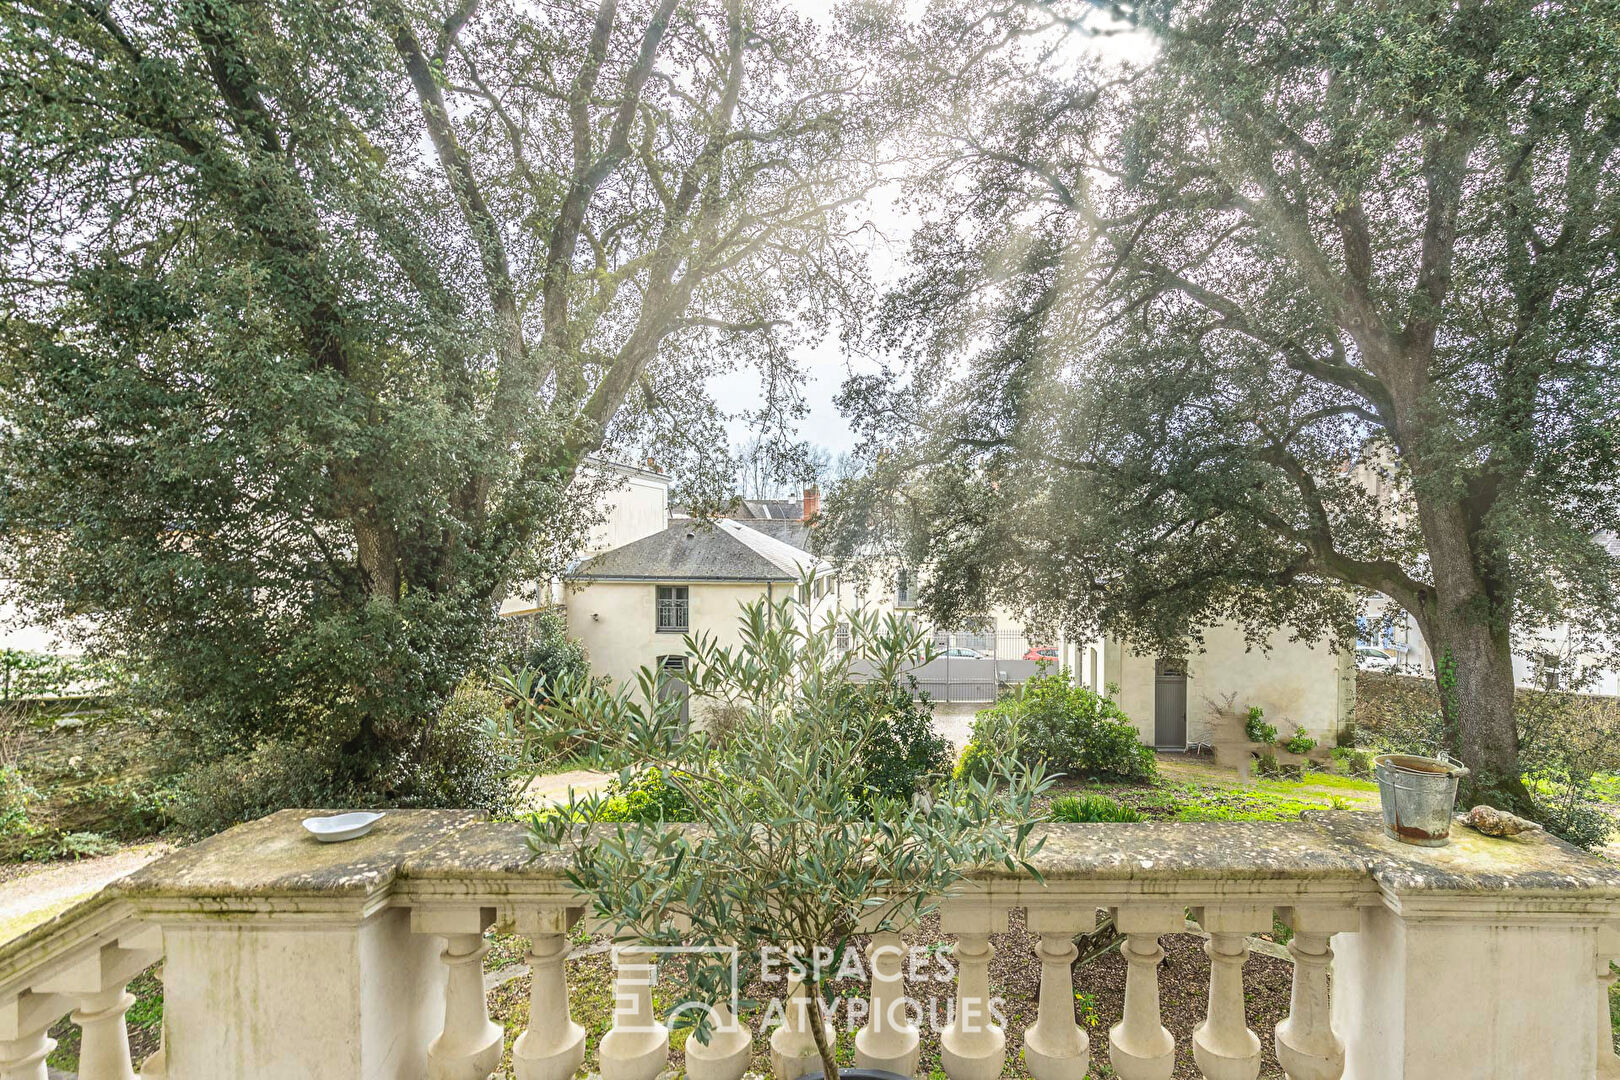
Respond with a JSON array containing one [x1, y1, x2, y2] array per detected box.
[[707, 2, 1159, 464]]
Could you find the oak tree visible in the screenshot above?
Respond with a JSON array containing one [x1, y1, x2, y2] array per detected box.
[[828, 0, 1620, 809], [0, 0, 872, 820]]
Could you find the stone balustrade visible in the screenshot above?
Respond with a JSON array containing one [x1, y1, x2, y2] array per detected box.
[[2, 809, 1619, 1080]]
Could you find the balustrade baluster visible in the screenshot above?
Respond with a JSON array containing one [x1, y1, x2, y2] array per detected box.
[[1598, 925, 1620, 1079], [1190, 906, 1271, 1080], [1107, 905, 1181, 1080], [0, 991, 65, 1080], [35, 932, 158, 1080], [74, 986, 138, 1080], [939, 904, 1007, 1080], [511, 909, 586, 1080], [413, 908, 503, 1080], [1022, 907, 1097, 1080], [1274, 906, 1358, 1080], [684, 998, 752, 1080], [768, 971, 835, 1080], [855, 931, 919, 1076], [0, 1029, 53, 1080], [684, 938, 750, 1080], [599, 946, 669, 1080]]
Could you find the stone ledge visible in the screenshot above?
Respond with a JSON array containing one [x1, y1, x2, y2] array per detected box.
[[96, 809, 1620, 916], [109, 809, 484, 903]]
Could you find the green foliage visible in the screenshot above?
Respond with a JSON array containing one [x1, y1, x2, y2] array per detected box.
[[1283, 727, 1317, 755], [1533, 797, 1613, 853], [1332, 746, 1376, 778], [527, 592, 1051, 1080], [962, 672, 1155, 783], [0, 767, 40, 853], [1050, 792, 1142, 823], [1243, 706, 1277, 746], [845, 679, 954, 804], [38, 831, 119, 861], [1516, 686, 1620, 850], [168, 677, 514, 836], [0, 0, 871, 827], [593, 768, 699, 824], [492, 612, 589, 691], [0, 651, 102, 703], [829, 0, 1620, 805]]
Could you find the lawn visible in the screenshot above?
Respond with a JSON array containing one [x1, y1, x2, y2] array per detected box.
[[1041, 753, 1380, 824]]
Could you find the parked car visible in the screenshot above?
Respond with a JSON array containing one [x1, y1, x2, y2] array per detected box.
[[1356, 646, 1398, 673], [1023, 646, 1059, 662], [938, 646, 986, 659]]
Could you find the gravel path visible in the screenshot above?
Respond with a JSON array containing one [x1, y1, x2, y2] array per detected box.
[[518, 768, 614, 811], [0, 843, 170, 943]]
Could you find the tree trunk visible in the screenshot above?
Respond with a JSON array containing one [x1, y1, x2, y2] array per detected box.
[[1415, 495, 1533, 813], [1427, 611, 1532, 812], [805, 979, 839, 1080]]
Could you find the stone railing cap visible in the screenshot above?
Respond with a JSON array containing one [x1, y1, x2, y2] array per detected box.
[[1320, 813, 1620, 895], [111, 809, 484, 900], [1011, 820, 1367, 880], [101, 809, 1620, 906]]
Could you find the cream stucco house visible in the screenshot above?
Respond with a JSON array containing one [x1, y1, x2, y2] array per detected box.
[[562, 517, 836, 718], [500, 458, 672, 617], [1076, 628, 1355, 751]]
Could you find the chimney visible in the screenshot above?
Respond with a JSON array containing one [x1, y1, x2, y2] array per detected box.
[[802, 485, 821, 522]]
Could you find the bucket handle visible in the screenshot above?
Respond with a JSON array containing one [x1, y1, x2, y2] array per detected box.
[[1436, 749, 1470, 778]]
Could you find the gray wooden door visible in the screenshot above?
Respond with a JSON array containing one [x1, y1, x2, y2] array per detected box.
[[1154, 662, 1187, 749], [656, 655, 690, 728]]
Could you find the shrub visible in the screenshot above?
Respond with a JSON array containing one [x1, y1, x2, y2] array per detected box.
[[595, 767, 699, 823], [847, 679, 954, 803], [1283, 727, 1317, 755], [389, 679, 518, 817], [1534, 795, 1613, 852], [57, 777, 175, 840], [959, 673, 1154, 782], [1516, 682, 1620, 845], [43, 831, 119, 860], [0, 766, 41, 857], [1332, 746, 1375, 777], [527, 591, 1050, 1080], [1051, 792, 1142, 823], [491, 610, 588, 691], [953, 738, 995, 783], [1244, 706, 1277, 745], [954, 700, 1017, 782], [169, 677, 516, 836], [1352, 672, 1446, 755]]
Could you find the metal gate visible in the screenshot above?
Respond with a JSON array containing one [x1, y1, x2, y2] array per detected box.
[[901, 629, 1061, 703]]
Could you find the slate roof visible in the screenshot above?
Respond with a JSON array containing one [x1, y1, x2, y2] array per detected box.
[[736, 498, 803, 520], [568, 519, 827, 583], [738, 517, 811, 553]]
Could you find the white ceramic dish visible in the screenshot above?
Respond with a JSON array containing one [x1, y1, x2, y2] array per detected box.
[[301, 811, 385, 843]]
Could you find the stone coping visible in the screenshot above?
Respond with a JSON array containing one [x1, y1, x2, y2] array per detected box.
[[112, 809, 483, 900], [99, 809, 1620, 909]]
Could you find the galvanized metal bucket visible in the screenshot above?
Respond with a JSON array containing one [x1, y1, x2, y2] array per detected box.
[[1374, 751, 1469, 846]]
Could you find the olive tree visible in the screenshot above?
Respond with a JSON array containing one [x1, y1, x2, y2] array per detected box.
[[0, 0, 873, 820], [828, 0, 1620, 810], [527, 594, 1049, 1080]]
